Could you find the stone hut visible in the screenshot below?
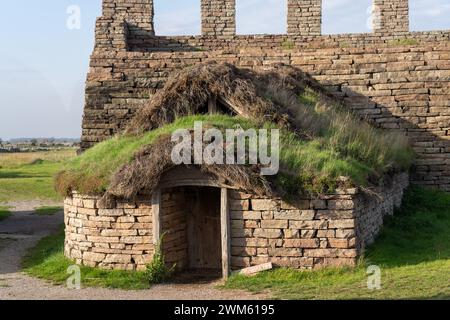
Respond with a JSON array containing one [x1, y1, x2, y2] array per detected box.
[[63, 0, 450, 278]]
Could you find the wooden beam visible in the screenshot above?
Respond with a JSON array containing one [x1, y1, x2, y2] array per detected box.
[[238, 263, 273, 276], [208, 95, 218, 114], [221, 187, 231, 279], [152, 188, 161, 245]]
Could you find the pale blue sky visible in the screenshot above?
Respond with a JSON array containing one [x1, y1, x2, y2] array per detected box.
[[0, 0, 449, 139]]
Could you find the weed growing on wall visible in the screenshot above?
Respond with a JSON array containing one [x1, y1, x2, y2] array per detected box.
[[146, 235, 176, 284]]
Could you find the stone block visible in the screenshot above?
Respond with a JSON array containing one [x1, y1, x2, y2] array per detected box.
[[284, 239, 320, 248], [253, 228, 283, 239], [251, 199, 279, 211]]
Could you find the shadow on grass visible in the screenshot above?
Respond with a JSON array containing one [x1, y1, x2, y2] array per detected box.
[[0, 207, 12, 221], [0, 171, 51, 179]]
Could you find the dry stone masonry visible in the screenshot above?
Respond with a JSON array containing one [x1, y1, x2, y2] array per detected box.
[[69, 0, 447, 273], [287, 0, 322, 36], [65, 174, 409, 271], [201, 0, 236, 37], [64, 194, 154, 271], [81, 0, 450, 192], [373, 0, 409, 34]]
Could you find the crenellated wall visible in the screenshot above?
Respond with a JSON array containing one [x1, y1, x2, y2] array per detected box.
[[373, 0, 409, 34], [201, 0, 236, 37], [81, 0, 450, 191], [287, 0, 322, 36]]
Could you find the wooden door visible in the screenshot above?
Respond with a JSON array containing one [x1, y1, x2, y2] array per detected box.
[[187, 187, 222, 270]]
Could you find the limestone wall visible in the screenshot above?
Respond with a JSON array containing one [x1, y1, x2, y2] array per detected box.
[[81, 1, 450, 192], [228, 173, 409, 269], [64, 194, 154, 271], [287, 0, 322, 36], [83, 44, 450, 191], [373, 0, 409, 34], [64, 173, 408, 271], [201, 0, 236, 37]]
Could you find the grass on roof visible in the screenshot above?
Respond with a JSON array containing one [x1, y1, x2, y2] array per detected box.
[[56, 100, 413, 198]]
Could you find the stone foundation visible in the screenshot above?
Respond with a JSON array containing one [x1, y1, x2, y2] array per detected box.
[[64, 173, 409, 271]]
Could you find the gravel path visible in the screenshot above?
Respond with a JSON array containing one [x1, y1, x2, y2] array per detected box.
[[0, 202, 267, 300]]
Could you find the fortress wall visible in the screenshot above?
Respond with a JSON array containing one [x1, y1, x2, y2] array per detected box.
[[373, 0, 409, 34], [201, 0, 236, 37], [82, 0, 450, 191], [125, 31, 450, 52], [287, 0, 322, 36], [83, 43, 450, 191]]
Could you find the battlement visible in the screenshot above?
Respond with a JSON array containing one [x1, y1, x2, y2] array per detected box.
[[99, 0, 411, 40], [82, 1, 450, 192]]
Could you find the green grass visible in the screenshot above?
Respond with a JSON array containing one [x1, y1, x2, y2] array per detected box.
[[0, 206, 11, 221], [281, 39, 295, 50], [0, 149, 76, 202], [56, 112, 413, 198], [34, 206, 63, 216], [22, 227, 150, 290], [224, 186, 450, 299]]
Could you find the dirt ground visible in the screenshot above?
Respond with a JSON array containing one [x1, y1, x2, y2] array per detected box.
[[0, 202, 267, 300]]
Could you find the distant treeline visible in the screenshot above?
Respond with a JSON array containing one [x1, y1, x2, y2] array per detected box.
[[3, 138, 80, 144]]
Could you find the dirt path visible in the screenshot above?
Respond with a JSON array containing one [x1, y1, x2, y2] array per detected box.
[[0, 202, 267, 300]]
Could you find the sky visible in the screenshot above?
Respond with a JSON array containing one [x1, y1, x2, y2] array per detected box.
[[0, 0, 449, 140]]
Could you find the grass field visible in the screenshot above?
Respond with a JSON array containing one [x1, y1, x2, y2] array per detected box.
[[0, 149, 76, 203], [224, 186, 450, 299]]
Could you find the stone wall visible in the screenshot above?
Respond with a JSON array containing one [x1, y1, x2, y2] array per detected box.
[[81, 0, 450, 191], [98, 0, 411, 39], [102, 0, 154, 45], [83, 44, 450, 191], [64, 174, 408, 271], [228, 173, 409, 269], [64, 194, 154, 271], [201, 0, 236, 37], [287, 0, 321, 36], [373, 0, 409, 34]]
